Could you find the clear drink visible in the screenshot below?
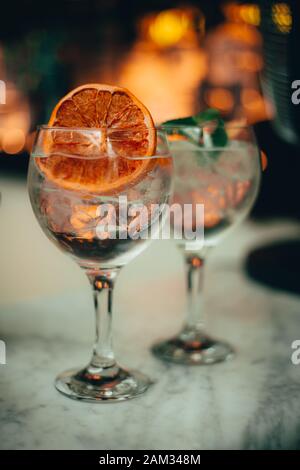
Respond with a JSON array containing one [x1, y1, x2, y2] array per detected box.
[[152, 125, 261, 365], [171, 139, 260, 250], [28, 126, 173, 402], [29, 157, 171, 268]]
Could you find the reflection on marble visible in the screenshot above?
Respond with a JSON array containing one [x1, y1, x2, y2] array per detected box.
[[1, 222, 300, 450]]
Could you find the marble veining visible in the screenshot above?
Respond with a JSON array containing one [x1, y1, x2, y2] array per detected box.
[[1, 223, 300, 449]]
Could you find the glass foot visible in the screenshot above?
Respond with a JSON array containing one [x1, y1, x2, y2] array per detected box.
[[152, 327, 234, 365], [55, 364, 152, 402]]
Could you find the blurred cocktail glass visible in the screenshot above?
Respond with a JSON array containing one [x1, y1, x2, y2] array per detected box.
[[152, 124, 261, 365], [28, 126, 172, 401]]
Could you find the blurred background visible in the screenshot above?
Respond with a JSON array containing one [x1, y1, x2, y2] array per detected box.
[[1, 0, 300, 215], [1, 0, 300, 300]]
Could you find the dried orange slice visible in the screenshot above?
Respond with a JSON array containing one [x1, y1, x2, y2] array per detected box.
[[37, 84, 156, 193]]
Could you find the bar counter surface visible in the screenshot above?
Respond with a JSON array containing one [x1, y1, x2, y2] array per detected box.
[[1, 177, 300, 450]]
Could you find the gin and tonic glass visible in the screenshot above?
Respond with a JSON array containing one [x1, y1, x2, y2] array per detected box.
[[28, 126, 172, 401], [152, 124, 261, 365]]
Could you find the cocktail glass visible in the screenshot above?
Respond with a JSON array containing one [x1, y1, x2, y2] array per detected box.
[[28, 126, 172, 401], [152, 124, 261, 365]]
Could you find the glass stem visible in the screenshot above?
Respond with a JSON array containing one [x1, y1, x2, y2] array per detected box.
[[86, 268, 120, 370], [184, 253, 206, 331]]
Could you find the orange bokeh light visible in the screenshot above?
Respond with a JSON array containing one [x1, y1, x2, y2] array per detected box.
[[241, 88, 269, 123], [223, 3, 261, 27], [0, 72, 30, 154], [205, 88, 234, 113], [272, 3, 292, 33], [1, 128, 26, 154], [237, 51, 263, 72]]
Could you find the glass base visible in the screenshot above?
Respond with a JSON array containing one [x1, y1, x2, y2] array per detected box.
[[152, 327, 234, 365], [55, 364, 152, 402]]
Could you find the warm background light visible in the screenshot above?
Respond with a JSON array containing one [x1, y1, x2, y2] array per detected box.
[[148, 9, 191, 48], [223, 3, 261, 26], [204, 88, 234, 113], [118, 7, 207, 123], [272, 3, 292, 34], [0, 3, 273, 156], [1, 128, 26, 154], [0, 60, 30, 155]]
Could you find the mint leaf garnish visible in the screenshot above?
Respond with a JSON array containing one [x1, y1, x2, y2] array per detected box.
[[193, 108, 221, 124], [162, 116, 197, 127], [162, 108, 228, 156]]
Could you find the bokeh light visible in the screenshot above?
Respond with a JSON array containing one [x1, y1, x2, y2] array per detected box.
[[272, 3, 292, 34], [204, 88, 234, 113], [148, 9, 190, 48], [1, 128, 26, 154], [223, 3, 261, 26]]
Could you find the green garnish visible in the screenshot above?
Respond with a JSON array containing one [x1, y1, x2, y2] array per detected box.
[[162, 108, 228, 154]]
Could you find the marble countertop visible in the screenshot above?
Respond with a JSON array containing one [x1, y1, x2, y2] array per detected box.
[[1, 178, 300, 450]]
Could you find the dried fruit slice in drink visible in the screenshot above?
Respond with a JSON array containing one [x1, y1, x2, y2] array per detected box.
[[36, 84, 156, 193]]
